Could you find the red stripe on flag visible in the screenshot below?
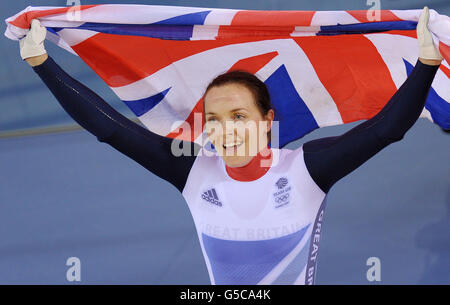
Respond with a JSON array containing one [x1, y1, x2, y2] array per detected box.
[[227, 51, 278, 73], [166, 52, 279, 141], [217, 25, 296, 39], [385, 30, 417, 39], [293, 35, 398, 123], [72, 33, 283, 87], [439, 42, 450, 66], [440, 64, 450, 79], [165, 97, 205, 141], [346, 10, 403, 23], [230, 10, 315, 26], [9, 5, 98, 29]]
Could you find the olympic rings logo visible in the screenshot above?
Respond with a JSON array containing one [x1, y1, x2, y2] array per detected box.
[[275, 193, 289, 203]]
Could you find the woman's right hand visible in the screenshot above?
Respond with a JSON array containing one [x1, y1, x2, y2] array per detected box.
[[20, 19, 48, 66]]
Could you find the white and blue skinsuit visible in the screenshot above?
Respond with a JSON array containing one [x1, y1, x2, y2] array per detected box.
[[31, 56, 439, 284]]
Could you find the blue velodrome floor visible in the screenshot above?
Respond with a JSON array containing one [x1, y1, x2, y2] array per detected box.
[[0, 119, 449, 285]]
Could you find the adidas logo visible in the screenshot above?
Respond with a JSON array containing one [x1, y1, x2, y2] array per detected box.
[[201, 188, 222, 207]]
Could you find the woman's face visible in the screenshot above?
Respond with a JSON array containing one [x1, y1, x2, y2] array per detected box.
[[204, 83, 274, 167]]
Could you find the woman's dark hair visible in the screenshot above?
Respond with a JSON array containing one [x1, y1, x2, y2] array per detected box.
[[203, 70, 276, 142]]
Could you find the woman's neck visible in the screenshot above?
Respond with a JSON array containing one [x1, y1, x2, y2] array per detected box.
[[225, 146, 273, 181]]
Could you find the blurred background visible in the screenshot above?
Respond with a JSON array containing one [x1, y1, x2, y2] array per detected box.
[[0, 0, 449, 284]]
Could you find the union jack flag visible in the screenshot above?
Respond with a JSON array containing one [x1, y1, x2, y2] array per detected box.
[[5, 4, 450, 147]]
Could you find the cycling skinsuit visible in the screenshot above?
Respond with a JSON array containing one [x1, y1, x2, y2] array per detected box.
[[32, 56, 439, 284]]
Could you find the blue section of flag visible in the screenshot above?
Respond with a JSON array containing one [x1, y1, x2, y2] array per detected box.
[[264, 65, 319, 148], [123, 87, 171, 117], [201, 224, 310, 285], [404, 59, 450, 129], [154, 10, 211, 25], [49, 11, 211, 40], [46, 27, 59, 34], [57, 23, 194, 40], [49, 27, 64, 33], [318, 20, 417, 36]]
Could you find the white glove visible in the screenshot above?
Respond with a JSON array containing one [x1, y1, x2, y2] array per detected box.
[[417, 6, 443, 61], [19, 19, 47, 60]]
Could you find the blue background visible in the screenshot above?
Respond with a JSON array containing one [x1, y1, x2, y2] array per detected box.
[[0, 0, 449, 284]]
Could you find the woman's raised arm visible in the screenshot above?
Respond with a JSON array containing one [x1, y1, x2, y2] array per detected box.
[[34, 56, 200, 192], [303, 59, 440, 194], [22, 21, 200, 193], [302, 7, 442, 194]]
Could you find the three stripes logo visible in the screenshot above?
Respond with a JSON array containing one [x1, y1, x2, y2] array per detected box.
[[201, 188, 222, 207]]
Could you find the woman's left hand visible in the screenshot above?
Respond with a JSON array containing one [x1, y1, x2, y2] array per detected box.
[[417, 6, 443, 66]]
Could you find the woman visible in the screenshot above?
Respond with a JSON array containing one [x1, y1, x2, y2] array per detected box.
[[20, 7, 442, 284]]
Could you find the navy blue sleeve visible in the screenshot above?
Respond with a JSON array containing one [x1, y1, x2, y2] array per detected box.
[[32, 56, 200, 193], [303, 59, 440, 194]]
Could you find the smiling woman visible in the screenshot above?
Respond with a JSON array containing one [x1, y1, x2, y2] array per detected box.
[[20, 7, 443, 285], [203, 72, 275, 168]]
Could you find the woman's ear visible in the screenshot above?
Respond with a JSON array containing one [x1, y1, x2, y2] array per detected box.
[[265, 109, 275, 132]]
